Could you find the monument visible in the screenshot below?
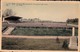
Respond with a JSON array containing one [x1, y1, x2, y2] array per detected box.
[[68, 27, 78, 49]]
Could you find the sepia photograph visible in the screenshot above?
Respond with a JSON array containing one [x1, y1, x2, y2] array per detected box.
[[2, 1, 79, 51]]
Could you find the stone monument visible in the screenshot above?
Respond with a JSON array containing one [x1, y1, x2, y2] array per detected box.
[[68, 27, 78, 49]]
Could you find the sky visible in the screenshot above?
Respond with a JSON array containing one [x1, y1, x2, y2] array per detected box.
[[3, 2, 79, 22]]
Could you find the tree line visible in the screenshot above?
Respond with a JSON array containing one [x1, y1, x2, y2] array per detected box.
[[66, 18, 78, 25]]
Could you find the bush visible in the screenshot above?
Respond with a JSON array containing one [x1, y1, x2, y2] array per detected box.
[[62, 40, 69, 49]]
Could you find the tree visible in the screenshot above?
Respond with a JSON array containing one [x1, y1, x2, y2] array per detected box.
[[2, 9, 16, 22], [2, 9, 16, 17], [66, 18, 78, 25]]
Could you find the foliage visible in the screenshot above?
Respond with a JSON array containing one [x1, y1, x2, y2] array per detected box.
[[2, 9, 16, 17], [66, 18, 78, 25], [62, 40, 69, 49]]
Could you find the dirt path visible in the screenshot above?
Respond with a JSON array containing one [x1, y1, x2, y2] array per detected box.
[[3, 27, 15, 35], [2, 35, 72, 39]]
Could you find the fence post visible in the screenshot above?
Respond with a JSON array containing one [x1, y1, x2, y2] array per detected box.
[[72, 27, 75, 36]]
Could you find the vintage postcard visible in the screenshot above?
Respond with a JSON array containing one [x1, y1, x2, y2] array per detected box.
[[0, 0, 80, 52]]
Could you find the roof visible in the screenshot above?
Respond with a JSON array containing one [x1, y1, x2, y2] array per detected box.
[[5, 16, 22, 21]]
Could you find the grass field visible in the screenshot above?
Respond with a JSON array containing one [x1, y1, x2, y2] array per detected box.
[[10, 27, 77, 36], [2, 37, 77, 50]]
